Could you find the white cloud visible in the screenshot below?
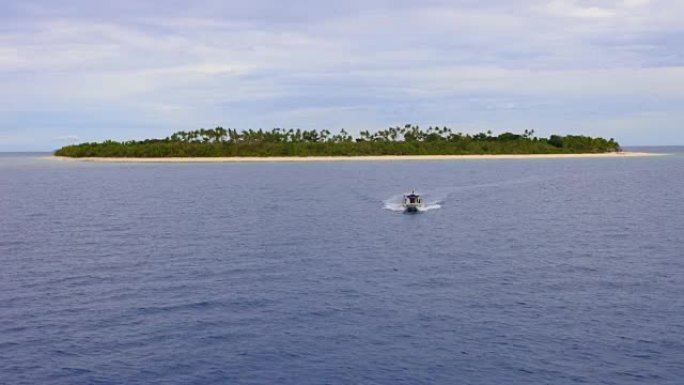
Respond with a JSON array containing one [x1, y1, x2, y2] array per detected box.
[[0, 134, 25, 145], [622, 0, 651, 8], [403, 66, 684, 97], [1, 0, 684, 148], [546, 1, 616, 19], [54, 134, 81, 143]]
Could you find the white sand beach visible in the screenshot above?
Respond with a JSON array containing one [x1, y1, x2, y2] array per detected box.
[[50, 152, 661, 163]]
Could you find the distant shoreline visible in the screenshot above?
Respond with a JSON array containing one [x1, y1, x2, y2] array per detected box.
[[50, 152, 662, 163]]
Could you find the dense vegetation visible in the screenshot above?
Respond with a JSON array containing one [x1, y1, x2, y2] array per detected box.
[[55, 125, 621, 157]]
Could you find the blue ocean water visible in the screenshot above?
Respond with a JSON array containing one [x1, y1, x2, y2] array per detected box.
[[1, 150, 683, 385]]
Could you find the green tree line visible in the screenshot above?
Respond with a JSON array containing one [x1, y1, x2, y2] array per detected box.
[[54, 125, 621, 157]]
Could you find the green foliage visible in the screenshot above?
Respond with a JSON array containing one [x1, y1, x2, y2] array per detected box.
[[54, 125, 622, 157]]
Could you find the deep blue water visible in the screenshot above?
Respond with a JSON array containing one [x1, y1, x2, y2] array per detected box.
[[1, 150, 683, 385]]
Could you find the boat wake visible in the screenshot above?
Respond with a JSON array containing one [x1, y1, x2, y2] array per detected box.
[[383, 177, 547, 213], [383, 194, 442, 213]]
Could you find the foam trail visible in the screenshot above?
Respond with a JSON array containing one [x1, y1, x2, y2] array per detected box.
[[384, 177, 547, 213], [383, 194, 406, 212], [419, 203, 442, 212], [383, 193, 442, 213], [417, 176, 549, 203]]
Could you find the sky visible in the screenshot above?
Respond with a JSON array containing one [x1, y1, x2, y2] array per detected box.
[[1, 0, 683, 150]]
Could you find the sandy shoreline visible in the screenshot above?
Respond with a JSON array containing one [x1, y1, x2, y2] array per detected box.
[[48, 152, 661, 163]]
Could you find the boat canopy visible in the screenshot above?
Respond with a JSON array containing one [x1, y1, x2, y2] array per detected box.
[[405, 193, 422, 204]]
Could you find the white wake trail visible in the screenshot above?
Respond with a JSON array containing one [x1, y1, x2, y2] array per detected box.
[[383, 193, 442, 213], [383, 177, 546, 213]]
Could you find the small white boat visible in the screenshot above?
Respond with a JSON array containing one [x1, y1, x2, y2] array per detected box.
[[403, 191, 424, 212]]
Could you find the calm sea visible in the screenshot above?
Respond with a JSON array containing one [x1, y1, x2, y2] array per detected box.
[[1, 149, 683, 385]]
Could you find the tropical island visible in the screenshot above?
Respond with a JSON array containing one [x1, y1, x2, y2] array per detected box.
[[55, 125, 623, 159]]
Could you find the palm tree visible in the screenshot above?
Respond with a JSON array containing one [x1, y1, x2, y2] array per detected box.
[[320, 129, 331, 142], [214, 126, 227, 142]]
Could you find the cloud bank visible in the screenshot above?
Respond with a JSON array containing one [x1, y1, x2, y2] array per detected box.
[[1, 0, 683, 149]]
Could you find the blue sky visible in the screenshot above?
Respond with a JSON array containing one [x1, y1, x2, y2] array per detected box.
[[1, 0, 683, 150]]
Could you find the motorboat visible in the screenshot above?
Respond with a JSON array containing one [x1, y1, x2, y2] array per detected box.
[[403, 191, 424, 212]]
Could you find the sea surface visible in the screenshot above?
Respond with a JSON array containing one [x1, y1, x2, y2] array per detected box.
[[1, 149, 683, 385]]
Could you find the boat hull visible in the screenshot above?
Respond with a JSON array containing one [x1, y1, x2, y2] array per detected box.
[[404, 204, 421, 213]]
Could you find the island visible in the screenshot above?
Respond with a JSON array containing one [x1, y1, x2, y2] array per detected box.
[[55, 125, 624, 159]]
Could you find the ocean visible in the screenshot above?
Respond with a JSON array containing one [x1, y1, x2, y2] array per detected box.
[[1, 149, 683, 384]]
